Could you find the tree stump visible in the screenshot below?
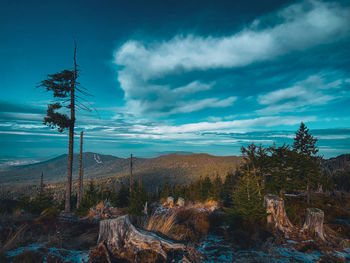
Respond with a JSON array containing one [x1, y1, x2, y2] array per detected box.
[[264, 195, 294, 237], [301, 208, 325, 241], [97, 215, 186, 262], [177, 197, 185, 207]]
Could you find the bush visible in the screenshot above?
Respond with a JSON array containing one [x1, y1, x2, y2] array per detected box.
[[75, 181, 99, 216], [41, 206, 61, 217], [128, 184, 149, 216], [17, 191, 55, 215]]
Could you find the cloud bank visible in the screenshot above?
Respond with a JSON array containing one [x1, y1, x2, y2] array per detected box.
[[114, 0, 350, 117]]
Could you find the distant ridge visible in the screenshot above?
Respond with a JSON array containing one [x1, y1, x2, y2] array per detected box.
[[0, 152, 242, 188]]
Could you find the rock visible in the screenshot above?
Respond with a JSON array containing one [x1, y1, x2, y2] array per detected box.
[[177, 197, 185, 207], [301, 208, 325, 241]]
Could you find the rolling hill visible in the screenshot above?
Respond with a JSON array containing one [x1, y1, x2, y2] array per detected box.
[[0, 152, 243, 190]]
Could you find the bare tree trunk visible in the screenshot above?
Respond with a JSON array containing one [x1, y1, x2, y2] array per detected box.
[[65, 43, 77, 213], [40, 172, 44, 193], [130, 153, 133, 192], [307, 182, 311, 204], [77, 131, 84, 208], [301, 208, 325, 241]]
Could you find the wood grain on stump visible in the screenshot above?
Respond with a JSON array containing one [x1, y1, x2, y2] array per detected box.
[[97, 215, 185, 262], [264, 195, 294, 237], [301, 208, 325, 241]]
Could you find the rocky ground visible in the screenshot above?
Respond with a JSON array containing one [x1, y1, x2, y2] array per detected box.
[[1, 197, 350, 262]]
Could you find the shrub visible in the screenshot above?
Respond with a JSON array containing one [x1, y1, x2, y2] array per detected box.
[[41, 206, 61, 217], [75, 181, 99, 216], [128, 184, 149, 216], [17, 191, 55, 215]]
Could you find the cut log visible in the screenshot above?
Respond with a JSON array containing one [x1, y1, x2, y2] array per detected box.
[[301, 208, 325, 241], [97, 215, 186, 262], [264, 195, 294, 237]]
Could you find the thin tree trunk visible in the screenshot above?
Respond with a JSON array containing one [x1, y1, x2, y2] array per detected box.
[[307, 182, 310, 204], [130, 153, 133, 192], [77, 131, 84, 208], [40, 172, 44, 193], [65, 43, 77, 213]]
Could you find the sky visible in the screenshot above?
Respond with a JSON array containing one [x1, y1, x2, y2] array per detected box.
[[0, 0, 350, 161]]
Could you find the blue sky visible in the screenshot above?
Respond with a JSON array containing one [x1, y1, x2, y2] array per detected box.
[[0, 0, 350, 160]]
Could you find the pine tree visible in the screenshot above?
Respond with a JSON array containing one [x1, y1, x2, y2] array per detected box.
[[209, 174, 223, 201], [293, 122, 321, 203], [116, 183, 130, 207], [293, 122, 318, 156], [128, 182, 148, 216], [225, 171, 265, 226], [266, 144, 297, 196], [75, 181, 99, 215], [38, 44, 92, 213]]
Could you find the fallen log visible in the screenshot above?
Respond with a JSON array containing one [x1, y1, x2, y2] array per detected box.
[[97, 215, 186, 262], [264, 195, 294, 237], [301, 208, 325, 241]]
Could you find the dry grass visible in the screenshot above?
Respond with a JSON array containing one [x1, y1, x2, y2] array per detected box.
[[145, 201, 219, 242], [145, 212, 177, 237], [0, 224, 28, 252]]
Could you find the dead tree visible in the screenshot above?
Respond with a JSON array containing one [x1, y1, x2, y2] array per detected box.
[[301, 208, 325, 241], [264, 195, 294, 237], [77, 131, 84, 208], [39, 42, 94, 213], [130, 153, 133, 192], [65, 43, 77, 213], [97, 215, 186, 262], [40, 172, 44, 193]]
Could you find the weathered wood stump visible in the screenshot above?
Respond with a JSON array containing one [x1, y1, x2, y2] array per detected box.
[[301, 208, 325, 241], [177, 197, 185, 207], [264, 195, 294, 237], [97, 215, 186, 262]]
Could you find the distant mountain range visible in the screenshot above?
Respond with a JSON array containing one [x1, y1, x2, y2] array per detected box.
[[0, 152, 242, 189], [1, 152, 349, 192], [322, 154, 350, 173]]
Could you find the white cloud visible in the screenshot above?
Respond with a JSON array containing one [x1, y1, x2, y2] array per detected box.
[[134, 115, 316, 135], [256, 74, 349, 114], [114, 0, 350, 116]]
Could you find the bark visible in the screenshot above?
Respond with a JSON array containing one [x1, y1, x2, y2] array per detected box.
[[130, 154, 133, 192], [307, 182, 311, 204], [97, 215, 186, 262], [65, 43, 77, 213], [264, 195, 294, 237], [40, 172, 44, 193], [301, 208, 325, 241], [77, 131, 84, 208]]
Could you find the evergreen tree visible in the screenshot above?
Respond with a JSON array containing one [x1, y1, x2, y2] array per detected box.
[[293, 122, 318, 156], [160, 181, 171, 199], [128, 182, 149, 216], [201, 176, 212, 201], [75, 181, 99, 215], [209, 174, 223, 201], [222, 170, 239, 206], [266, 144, 297, 195], [293, 122, 321, 203], [225, 171, 265, 226], [116, 183, 130, 207]]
